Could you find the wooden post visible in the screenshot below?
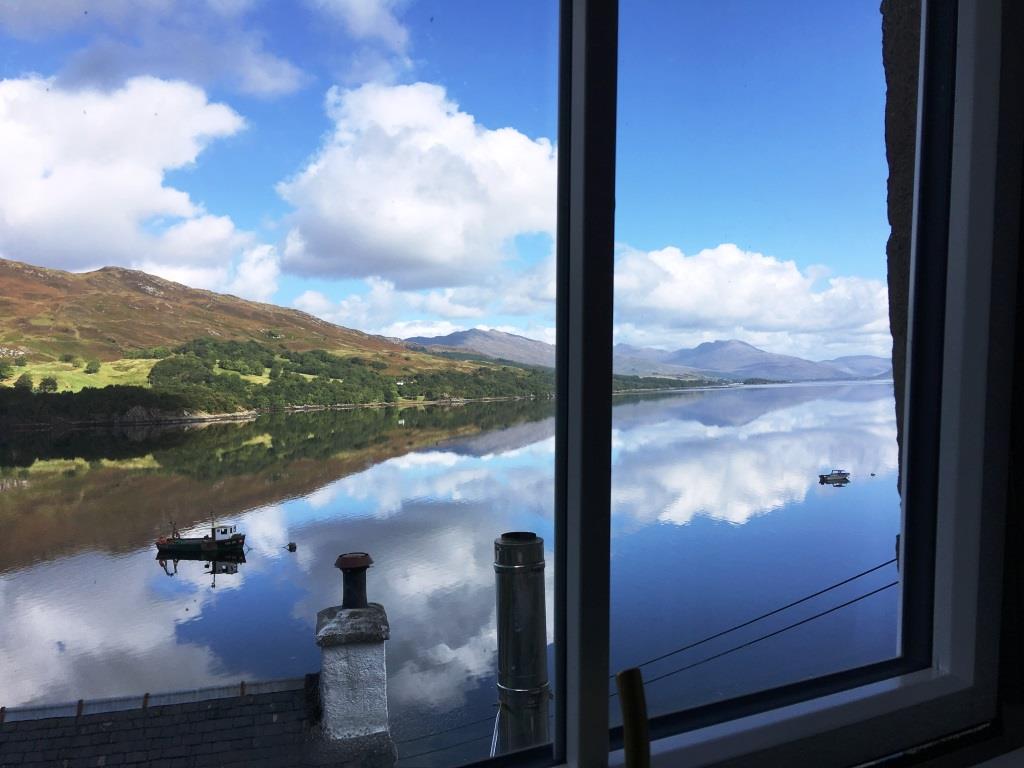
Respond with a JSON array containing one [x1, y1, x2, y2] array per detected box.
[[615, 668, 650, 768]]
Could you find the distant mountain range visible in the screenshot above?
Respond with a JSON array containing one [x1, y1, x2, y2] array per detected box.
[[408, 328, 557, 368], [407, 330, 892, 383], [0, 256, 893, 385]]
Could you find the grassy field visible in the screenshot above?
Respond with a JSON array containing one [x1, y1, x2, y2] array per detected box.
[[0, 358, 157, 392], [1, 456, 163, 479], [212, 365, 272, 385], [0, 348, 494, 395]]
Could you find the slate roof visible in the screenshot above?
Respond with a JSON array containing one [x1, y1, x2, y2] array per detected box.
[[0, 675, 395, 768]]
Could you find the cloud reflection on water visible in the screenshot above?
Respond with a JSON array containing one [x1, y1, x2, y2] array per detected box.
[[612, 389, 897, 526], [0, 383, 897, 722]]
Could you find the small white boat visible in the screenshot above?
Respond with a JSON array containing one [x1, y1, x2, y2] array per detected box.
[[819, 469, 850, 484]]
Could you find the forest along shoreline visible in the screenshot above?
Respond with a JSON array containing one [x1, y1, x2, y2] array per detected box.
[[0, 384, 745, 432], [0, 337, 714, 430], [0, 394, 548, 431]]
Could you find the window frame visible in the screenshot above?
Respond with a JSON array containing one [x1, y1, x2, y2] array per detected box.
[[552, 0, 1021, 766]]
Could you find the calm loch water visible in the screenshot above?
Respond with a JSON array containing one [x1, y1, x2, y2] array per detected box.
[[0, 382, 900, 764]]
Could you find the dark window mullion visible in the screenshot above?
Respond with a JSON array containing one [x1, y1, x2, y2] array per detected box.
[[556, 0, 619, 766], [900, 0, 959, 668]]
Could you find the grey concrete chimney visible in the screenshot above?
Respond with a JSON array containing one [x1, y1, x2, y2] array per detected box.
[[315, 553, 392, 743]]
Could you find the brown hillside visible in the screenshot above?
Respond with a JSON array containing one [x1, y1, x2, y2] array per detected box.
[[0, 257, 404, 361]]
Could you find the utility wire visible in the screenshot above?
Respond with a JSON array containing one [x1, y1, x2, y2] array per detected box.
[[398, 730, 494, 762], [627, 580, 899, 693], [613, 558, 897, 678], [397, 560, 899, 752], [395, 712, 496, 745]]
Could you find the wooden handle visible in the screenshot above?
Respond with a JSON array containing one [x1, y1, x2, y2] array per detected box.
[[616, 667, 650, 768]]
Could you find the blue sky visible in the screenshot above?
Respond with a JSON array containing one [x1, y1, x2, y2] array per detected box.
[[0, 0, 892, 358]]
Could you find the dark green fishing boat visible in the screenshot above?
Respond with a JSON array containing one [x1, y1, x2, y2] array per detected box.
[[155, 522, 245, 556]]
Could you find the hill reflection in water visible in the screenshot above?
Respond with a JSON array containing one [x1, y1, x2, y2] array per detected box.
[[0, 383, 900, 764]]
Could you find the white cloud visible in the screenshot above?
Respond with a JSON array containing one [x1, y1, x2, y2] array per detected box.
[[388, 615, 498, 708], [0, 0, 174, 37], [293, 289, 338, 316], [0, 1, 305, 99], [278, 82, 557, 289], [490, 324, 557, 346], [293, 277, 485, 334], [219, 36, 306, 96], [241, 504, 290, 558], [380, 319, 465, 339], [497, 253, 557, 316], [61, 29, 306, 98], [0, 551, 247, 705], [227, 244, 281, 302], [614, 243, 892, 358], [611, 393, 898, 526], [0, 75, 275, 296], [309, 0, 409, 52], [343, 46, 414, 85]]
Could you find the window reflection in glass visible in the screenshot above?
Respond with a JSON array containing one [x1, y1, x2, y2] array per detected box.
[[610, 0, 911, 723]]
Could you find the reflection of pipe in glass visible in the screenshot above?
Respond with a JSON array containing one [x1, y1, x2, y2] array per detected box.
[[491, 532, 549, 757]]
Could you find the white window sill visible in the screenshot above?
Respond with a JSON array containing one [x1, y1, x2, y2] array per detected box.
[[606, 667, 981, 767]]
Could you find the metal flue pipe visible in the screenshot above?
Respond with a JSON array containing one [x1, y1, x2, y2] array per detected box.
[[492, 532, 549, 756], [335, 552, 373, 609]]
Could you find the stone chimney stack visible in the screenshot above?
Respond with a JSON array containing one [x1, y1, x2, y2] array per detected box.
[[315, 553, 392, 748]]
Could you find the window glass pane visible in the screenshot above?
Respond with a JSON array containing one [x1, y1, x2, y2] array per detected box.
[[0, 3, 558, 766], [610, 0, 916, 723]]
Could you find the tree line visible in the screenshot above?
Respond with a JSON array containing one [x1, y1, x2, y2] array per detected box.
[[1, 337, 708, 427], [0, 399, 555, 472]]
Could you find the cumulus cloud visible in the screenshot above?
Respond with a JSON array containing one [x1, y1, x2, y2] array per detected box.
[[0, 0, 175, 36], [294, 276, 485, 332], [500, 253, 557, 315], [611, 391, 898, 526], [379, 319, 466, 339], [290, 238, 556, 340], [61, 29, 305, 98], [278, 82, 557, 288], [0, 551, 248, 705], [292, 279, 557, 343], [293, 290, 338, 317], [306, 1, 413, 88], [226, 244, 282, 302], [308, 0, 409, 52], [614, 243, 892, 358], [0, 1, 304, 98], [343, 46, 414, 86], [0, 75, 277, 297]]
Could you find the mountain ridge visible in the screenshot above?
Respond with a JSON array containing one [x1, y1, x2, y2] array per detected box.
[[407, 328, 557, 368], [0, 256, 404, 362], [408, 329, 892, 382], [0, 256, 894, 384]]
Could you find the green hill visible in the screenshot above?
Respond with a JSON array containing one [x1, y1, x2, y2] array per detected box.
[[0, 256, 406, 363], [0, 257, 704, 424]]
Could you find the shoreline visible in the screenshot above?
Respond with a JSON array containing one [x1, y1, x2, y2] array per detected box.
[[0, 394, 548, 433], [1, 378, 893, 433]]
